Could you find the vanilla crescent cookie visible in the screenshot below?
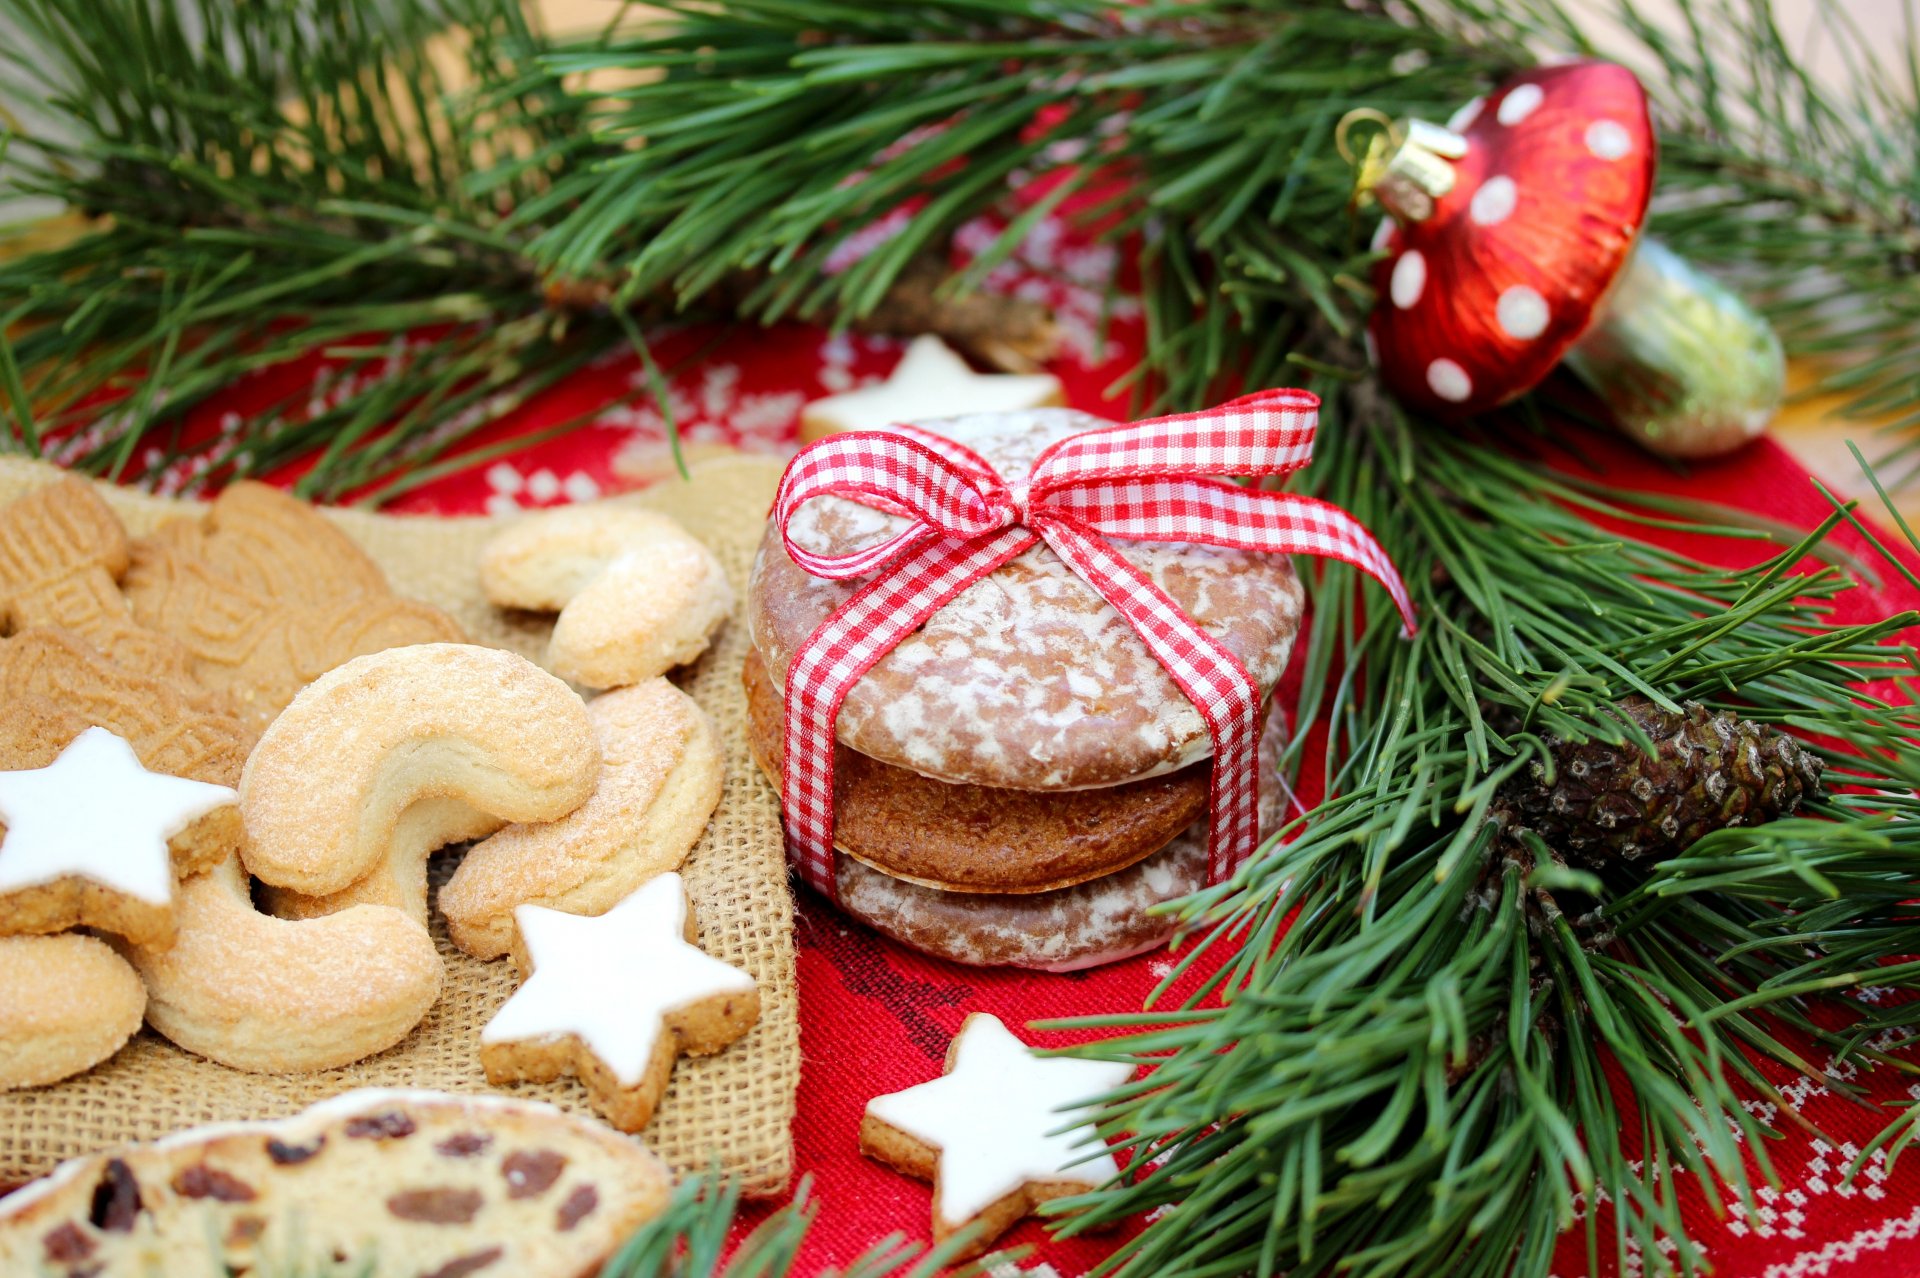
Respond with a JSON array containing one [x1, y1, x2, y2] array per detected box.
[[480, 506, 733, 689], [123, 855, 443, 1073], [0, 934, 146, 1090], [239, 644, 599, 924], [0, 727, 237, 947], [481, 873, 758, 1133], [441, 679, 725, 960]]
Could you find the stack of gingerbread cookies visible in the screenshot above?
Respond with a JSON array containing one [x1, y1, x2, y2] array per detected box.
[[744, 406, 1300, 971]]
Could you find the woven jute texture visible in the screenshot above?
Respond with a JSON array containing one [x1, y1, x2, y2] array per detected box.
[[0, 456, 799, 1195]]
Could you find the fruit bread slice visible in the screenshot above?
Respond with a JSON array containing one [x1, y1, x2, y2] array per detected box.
[[0, 1088, 670, 1278]]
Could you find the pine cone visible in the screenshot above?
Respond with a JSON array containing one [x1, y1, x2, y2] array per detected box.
[[1491, 697, 1823, 867]]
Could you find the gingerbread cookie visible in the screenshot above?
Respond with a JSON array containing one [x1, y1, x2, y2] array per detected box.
[[481, 873, 759, 1133], [480, 506, 733, 689], [0, 477, 204, 691], [861, 1013, 1132, 1259], [828, 702, 1291, 970], [124, 854, 443, 1073], [751, 407, 1306, 791], [797, 335, 1064, 444], [0, 935, 146, 1090], [240, 643, 600, 924], [442, 679, 725, 960], [0, 1089, 672, 1278], [743, 646, 1205, 892], [0, 727, 237, 947], [123, 480, 465, 730]]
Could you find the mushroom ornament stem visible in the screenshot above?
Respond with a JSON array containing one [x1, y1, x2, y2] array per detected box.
[[1354, 60, 1786, 459]]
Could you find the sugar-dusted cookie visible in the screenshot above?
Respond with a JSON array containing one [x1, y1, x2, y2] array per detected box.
[[442, 679, 725, 960], [797, 335, 1064, 444], [240, 643, 599, 924], [124, 855, 443, 1073], [0, 477, 205, 692], [0, 728, 237, 947], [0, 934, 145, 1090], [481, 873, 758, 1133], [861, 1013, 1133, 1259], [480, 506, 734, 690], [0, 1089, 671, 1278], [123, 481, 465, 731]]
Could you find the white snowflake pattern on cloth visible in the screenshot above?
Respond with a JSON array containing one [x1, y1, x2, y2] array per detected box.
[[483, 461, 601, 516]]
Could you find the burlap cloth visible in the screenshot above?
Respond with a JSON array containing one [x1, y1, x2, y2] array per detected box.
[[0, 456, 799, 1195]]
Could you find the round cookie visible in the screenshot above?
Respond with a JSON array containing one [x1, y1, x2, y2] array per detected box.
[[0, 934, 146, 1088], [743, 647, 1206, 892], [749, 407, 1306, 791], [789, 706, 1290, 971]]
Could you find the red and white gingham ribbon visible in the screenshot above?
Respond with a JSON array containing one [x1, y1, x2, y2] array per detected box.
[[773, 388, 1416, 898]]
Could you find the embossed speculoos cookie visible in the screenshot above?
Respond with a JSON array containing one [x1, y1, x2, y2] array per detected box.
[[122, 480, 465, 731], [0, 1089, 672, 1278], [746, 407, 1307, 968], [0, 478, 207, 694]]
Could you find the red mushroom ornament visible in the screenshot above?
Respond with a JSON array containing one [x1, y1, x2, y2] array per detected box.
[[1359, 61, 1785, 459]]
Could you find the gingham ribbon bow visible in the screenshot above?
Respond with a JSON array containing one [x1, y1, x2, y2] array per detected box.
[[773, 388, 1416, 898]]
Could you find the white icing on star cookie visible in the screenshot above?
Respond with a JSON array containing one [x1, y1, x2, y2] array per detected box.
[[479, 873, 759, 1132], [862, 1013, 1133, 1245], [798, 335, 1063, 442], [0, 727, 236, 906]]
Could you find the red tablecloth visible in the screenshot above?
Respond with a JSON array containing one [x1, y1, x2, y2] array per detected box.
[[114, 216, 1920, 1277]]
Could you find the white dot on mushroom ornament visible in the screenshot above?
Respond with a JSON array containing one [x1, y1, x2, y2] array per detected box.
[[1470, 176, 1517, 226], [1427, 359, 1472, 403], [1586, 119, 1631, 159], [1390, 251, 1426, 309], [1497, 84, 1543, 125], [1371, 215, 1397, 253], [1446, 96, 1485, 132], [1496, 286, 1550, 340]]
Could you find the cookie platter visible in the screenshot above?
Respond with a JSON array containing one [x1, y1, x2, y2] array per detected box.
[[0, 455, 800, 1197]]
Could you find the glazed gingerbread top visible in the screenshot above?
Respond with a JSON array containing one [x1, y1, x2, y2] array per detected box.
[[748, 408, 1305, 791]]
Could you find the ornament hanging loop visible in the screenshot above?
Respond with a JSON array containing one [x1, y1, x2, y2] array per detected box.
[[1340, 108, 1466, 223]]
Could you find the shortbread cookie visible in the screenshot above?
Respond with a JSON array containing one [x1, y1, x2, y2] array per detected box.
[[480, 506, 733, 689], [861, 1013, 1132, 1259], [751, 407, 1305, 791], [797, 335, 1064, 444], [481, 873, 759, 1133], [123, 480, 465, 730], [0, 477, 205, 691], [240, 644, 599, 921], [0, 1088, 671, 1278], [743, 646, 1205, 892], [0, 727, 236, 946], [443, 679, 725, 960], [0, 935, 145, 1089], [124, 855, 443, 1073]]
